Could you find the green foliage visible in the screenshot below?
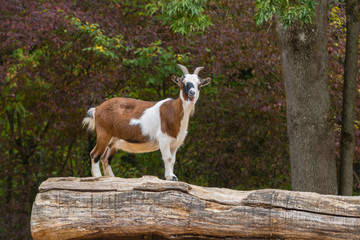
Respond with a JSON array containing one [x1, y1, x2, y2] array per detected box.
[[255, 0, 317, 27], [146, 0, 212, 37], [2, 48, 49, 120], [123, 40, 189, 96], [69, 16, 190, 98], [70, 17, 124, 60], [2, 1, 359, 238]]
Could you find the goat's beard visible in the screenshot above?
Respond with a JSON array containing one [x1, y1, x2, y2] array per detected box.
[[190, 106, 195, 117]]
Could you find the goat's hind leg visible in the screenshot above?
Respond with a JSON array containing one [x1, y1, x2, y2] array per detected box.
[[100, 138, 117, 177], [90, 147, 103, 177], [90, 133, 111, 177]]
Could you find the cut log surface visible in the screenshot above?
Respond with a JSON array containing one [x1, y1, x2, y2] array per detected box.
[[31, 176, 360, 240]]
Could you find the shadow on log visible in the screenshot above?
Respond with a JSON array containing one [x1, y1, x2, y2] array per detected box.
[[30, 176, 360, 240]]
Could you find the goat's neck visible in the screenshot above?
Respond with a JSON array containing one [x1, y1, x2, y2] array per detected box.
[[176, 95, 194, 119]]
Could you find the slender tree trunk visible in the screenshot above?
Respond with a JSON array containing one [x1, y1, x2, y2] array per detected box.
[[5, 174, 12, 204], [276, 0, 337, 194], [339, 0, 359, 196]]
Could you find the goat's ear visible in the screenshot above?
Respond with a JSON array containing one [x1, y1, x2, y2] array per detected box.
[[171, 74, 182, 86], [200, 77, 211, 88]]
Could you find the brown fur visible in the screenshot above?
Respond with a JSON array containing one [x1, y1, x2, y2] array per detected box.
[[160, 98, 184, 138], [92, 98, 156, 158]]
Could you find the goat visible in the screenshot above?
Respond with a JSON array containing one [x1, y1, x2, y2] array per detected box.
[[82, 64, 211, 181]]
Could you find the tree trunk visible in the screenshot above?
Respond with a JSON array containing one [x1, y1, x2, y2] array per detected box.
[[276, 0, 337, 194], [339, 0, 359, 196], [31, 176, 360, 240]]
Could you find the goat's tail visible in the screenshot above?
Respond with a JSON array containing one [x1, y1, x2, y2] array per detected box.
[[82, 108, 96, 132]]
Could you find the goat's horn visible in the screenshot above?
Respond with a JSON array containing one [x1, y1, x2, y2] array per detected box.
[[194, 67, 204, 75], [177, 64, 189, 75]]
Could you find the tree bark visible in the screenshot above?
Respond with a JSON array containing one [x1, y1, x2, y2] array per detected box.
[[31, 176, 360, 240], [339, 0, 359, 196], [276, 0, 337, 194]]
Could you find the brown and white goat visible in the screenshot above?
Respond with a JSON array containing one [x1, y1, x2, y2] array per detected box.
[[82, 64, 211, 181]]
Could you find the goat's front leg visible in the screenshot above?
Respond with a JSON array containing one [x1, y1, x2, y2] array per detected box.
[[159, 140, 178, 181], [169, 148, 178, 180]]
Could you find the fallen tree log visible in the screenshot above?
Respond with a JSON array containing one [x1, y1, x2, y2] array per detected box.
[[31, 176, 360, 240]]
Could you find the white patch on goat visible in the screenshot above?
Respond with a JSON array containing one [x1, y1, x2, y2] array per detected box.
[[129, 118, 141, 126], [130, 98, 172, 140]]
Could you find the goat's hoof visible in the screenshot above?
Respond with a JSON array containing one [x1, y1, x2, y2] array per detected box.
[[165, 174, 178, 181]]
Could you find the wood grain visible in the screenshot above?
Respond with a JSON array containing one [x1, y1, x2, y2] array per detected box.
[[30, 176, 360, 240]]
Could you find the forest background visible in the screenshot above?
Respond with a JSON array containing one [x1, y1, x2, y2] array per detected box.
[[0, 0, 359, 239]]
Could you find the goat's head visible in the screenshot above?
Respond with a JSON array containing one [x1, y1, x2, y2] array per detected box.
[[171, 64, 211, 104]]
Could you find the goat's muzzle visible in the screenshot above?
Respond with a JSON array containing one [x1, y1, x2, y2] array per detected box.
[[188, 90, 195, 103]]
